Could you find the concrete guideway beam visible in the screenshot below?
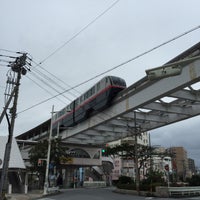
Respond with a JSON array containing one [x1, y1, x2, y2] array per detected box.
[[61, 58, 200, 145]]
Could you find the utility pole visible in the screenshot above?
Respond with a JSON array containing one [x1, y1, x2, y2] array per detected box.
[[43, 105, 54, 195], [134, 111, 140, 195], [0, 54, 27, 200], [127, 112, 140, 194]]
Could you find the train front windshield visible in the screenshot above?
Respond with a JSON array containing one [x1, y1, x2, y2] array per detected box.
[[111, 77, 126, 87]]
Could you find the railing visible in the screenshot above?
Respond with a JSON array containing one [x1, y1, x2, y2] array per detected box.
[[83, 181, 106, 188], [168, 186, 200, 197], [156, 186, 200, 197]]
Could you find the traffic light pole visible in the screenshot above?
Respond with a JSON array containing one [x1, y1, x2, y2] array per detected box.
[[0, 54, 27, 200]]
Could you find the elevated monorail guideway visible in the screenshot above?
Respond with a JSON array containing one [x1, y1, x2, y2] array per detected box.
[[60, 43, 200, 146]]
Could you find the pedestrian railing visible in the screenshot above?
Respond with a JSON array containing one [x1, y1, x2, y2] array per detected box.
[[168, 186, 200, 197], [83, 181, 106, 187]]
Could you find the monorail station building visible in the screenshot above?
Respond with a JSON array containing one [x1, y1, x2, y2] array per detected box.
[[0, 136, 26, 193], [15, 121, 107, 189]]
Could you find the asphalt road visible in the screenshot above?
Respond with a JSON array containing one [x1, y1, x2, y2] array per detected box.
[[37, 188, 200, 200]]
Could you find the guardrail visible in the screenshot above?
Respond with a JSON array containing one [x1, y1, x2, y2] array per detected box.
[[168, 186, 200, 197], [47, 186, 59, 193], [156, 186, 200, 197], [83, 181, 106, 188]]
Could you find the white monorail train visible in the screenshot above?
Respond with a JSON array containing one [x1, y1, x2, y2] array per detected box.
[[52, 76, 126, 132]]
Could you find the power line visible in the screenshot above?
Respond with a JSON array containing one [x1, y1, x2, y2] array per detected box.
[[16, 0, 121, 115], [91, 25, 200, 77], [27, 70, 72, 102], [30, 57, 80, 97], [0, 49, 24, 55], [0, 59, 11, 63], [17, 25, 200, 114], [26, 76, 67, 105], [0, 52, 25, 68], [0, 49, 18, 54], [0, 54, 17, 59], [26, 55, 78, 100], [26, 60, 114, 121], [37, 0, 120, 65]]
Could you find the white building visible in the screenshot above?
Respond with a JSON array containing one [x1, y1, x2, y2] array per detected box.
[[108, 132, 150, 181], [108, 135, 174, 182]]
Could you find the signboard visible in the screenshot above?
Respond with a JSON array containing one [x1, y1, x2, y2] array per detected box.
[[60, 156, 73, 164]]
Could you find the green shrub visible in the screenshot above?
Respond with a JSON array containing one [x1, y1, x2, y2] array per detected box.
[[118, 176, 134, 184], [116, 176, 135, 190], [187, 175, 200, 186], [117, 183, 136, 190]]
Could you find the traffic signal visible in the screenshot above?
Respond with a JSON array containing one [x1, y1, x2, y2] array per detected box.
[[164, 164, 169, 171], [101, 148, 106, 156], [38, 159, 43, 166]]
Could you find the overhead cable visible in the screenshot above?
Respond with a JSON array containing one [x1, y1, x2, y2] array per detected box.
[[17, 25, 200, 114], [30, 57, 80, 97], [26, 76, 67, 105], [37, 0, 120, 65], [28, 70, 72, 102]]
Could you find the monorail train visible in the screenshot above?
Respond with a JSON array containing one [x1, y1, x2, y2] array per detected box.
[[52, 76, 126, 133]]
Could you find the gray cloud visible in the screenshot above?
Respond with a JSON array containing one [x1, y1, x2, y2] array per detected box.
[[1, 0, 200, 167]]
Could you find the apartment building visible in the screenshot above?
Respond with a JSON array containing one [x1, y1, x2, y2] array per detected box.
[[188, 158, 196, 176], [167, 147, 190, 180]]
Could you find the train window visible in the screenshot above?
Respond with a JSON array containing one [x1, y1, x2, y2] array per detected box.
[[80, 96, 83, 103], [111, 77, 126, 87], [111, 77, 118, 85], [59, 110, 63, 117], [105, 77, 108, 83], [87, 91, 90, 97], [97, 82, 100, 91], [66, 105, 71, 112], [75, 99, 78, 106], [91, 86, 95, 95], [88, 88, 93, 96]]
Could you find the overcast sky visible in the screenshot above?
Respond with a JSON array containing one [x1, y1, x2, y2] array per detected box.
[[0, 0, 200, 167]]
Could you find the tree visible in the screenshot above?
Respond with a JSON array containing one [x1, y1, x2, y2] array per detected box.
[[28, 137, 68, 188], [141, 170, 165, 192], [105, 143, 157, 192], [105, 143, 154, 173]]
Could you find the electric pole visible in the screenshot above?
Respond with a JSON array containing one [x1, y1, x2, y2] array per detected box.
[[0, 54, 27, 200], [134, 111, 140, 194]]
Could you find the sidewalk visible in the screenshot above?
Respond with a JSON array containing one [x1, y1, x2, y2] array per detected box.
[[6, 190, 44, 200], [5, 188, 90, 200]]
